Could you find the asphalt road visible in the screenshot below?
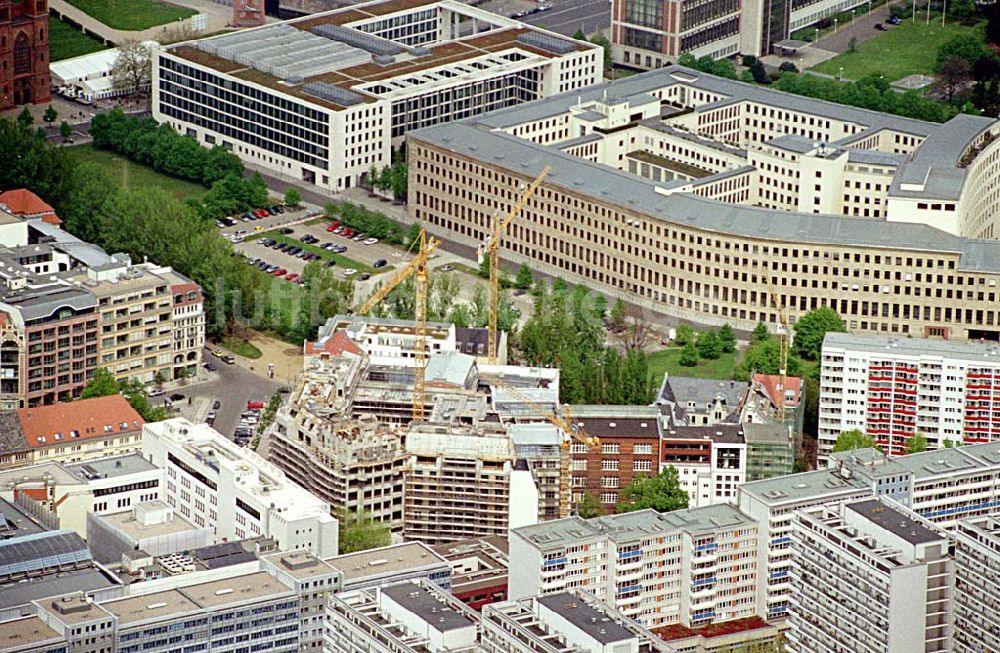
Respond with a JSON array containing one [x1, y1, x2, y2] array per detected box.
[[813, 3, 892, 55], [519, 0, 611, 37]]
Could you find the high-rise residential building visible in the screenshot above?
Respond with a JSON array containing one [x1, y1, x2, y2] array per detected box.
[[788, 499, 954, 653], [153, 0, 601, 194], [481, 589, 674, 653], [509, 505, 758, 630], [820, 332, 1000, 460], [143, 418, 339, 557], [408, 66, 1000, 341], [953, 515, 1000, 653], [0, 0, 50, 110], [260, 551, 340, 653], [739, 439, 1000, 620], [324, 542, 452, 593], [325, 579, 480, 653]]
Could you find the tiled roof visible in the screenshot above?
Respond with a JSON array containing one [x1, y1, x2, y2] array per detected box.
[[751, 373, 802, 408], [0, 189, 60, 224], [16, 395, 144, 448], [305, 330, 364, 356]]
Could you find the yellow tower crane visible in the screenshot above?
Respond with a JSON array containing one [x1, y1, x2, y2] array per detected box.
[[481, 374, 599, 518], [763, 274, 789, 422], [357, 228, 440, 423], [485, 166, 551, 363]]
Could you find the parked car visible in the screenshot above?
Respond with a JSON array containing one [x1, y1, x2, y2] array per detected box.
[[247, 400, 266, 410], [333, 245, 348, 254], [326, 260, 337, 267], [364, 237, 379, 245], [886, 15, 901, 24], [333, 226, 344, 234], [272, 267, 287, 276], [343, 268, 357, 277], [280, 227, 294, 235], [213, 400, 221, 410], [203, 362, 217, 372], [286, 273, 301, 283], [359, 272, 371, 281], [373, 259, 387, 268], [874, 23, 887, 30], [221, 355, 236, 365], [326, 221, 340, 232], [169, 393, 185, 402]]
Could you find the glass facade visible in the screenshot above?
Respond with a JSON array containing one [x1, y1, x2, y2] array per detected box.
[[625, 0, 665, 29]]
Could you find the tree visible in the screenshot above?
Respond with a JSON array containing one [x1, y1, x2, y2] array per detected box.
[[576, 492, 604, 518], [375, 165, 393, 195], [905, 433, 929, 454], [779, 61, 799, 74], [619, 306, 651, 351], [284, 187, 301, 207], [80, 368, 120, 398], [589, 32, 612, 76], [832, 428, 878, 453], [679, 340, 699, 367], [338, 509, 391, 554], [404, 222, 422, 249], [366, 164, 379, 193], [390, 162, 407, 202], [616, 466, 689, 513], [478, 254, 491, 279], [609, 297, 627, 331], [938, 55, 973, 102], [749, 59, 770, 83], [59, 120, 72, 141], [592, 294, 607, 321], [154, 370, 166, 386], [937, 33, 993, 69], [16, 106, 33, 128], [111, 40, 152, 96], [719, 323, 736, 353], [735, 336, 803, 380], [515, 263, 533, 290], [792, 307, 846, 360], [448, 303, 471, 328], [697, 329, 722, 360], [573, 28, 586, 40], [674, 323, 695, 346], [847, 36, 859, 54], [43, 105, 57, 127], [751, 322, 770, 344]]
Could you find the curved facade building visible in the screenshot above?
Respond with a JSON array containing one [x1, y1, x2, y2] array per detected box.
[[407, 66, 1000, 341]]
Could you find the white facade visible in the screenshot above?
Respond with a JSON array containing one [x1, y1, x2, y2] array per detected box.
[[153, 0, 600, 193], [509, 505, 758, 630], [788, 499, 953, 653], [143, 418, 339, 557], [953, 515, 1000, 653], [820, 332, 1000, 460]]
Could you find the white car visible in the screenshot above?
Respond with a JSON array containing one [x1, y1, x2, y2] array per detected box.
[[342, 268, 357, 277], [364, 237, 379, 245]]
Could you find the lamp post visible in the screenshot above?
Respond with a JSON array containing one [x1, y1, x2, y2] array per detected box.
[[851, 8, 856, 23]]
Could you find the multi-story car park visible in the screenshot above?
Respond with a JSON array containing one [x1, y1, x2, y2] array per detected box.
[[408, 65, 1000, 342], [611, 0, 878, 66], [820, 332, 1000, 459], [152, 0, 601, 194]]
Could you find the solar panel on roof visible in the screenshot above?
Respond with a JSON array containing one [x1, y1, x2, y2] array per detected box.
[[311, 24, 403, 56], [303, 82, 365, 107], [516, 32, 576, 55]]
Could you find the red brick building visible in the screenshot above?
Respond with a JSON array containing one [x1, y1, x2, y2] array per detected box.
[[0, 0, 51, 111]]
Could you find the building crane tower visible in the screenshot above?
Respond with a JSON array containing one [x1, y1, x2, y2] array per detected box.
[[357, 228, 440, 423], [481, 374, 599, 518], [485, 166, 551, 364], [763, 274, 789, 422]]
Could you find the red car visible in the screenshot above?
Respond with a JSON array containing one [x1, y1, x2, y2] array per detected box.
[[272, 267, 287, 276], [247, 400, 265, 410], [254, 209, 269, 218], [342, 228, 354, 238], [285, 273, 300, 283]]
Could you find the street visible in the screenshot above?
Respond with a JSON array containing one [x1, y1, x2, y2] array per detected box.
[[519, 0, 611, 37]]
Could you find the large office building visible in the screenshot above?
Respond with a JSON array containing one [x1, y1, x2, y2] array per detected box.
[[143, 418, 339, 557], [408, 65, 1000, 342], [788, 499, 953, 653], [610, 0, 871, 64], [820, 332, 1000, 459], [509, 505, 758, 630], [152, 0, 601, 193]]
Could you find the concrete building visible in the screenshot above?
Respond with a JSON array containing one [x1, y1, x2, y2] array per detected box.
[[480, 589, 674, 653], [0, 395, 144, 471], [743, 422, 795, 481], [261, 551, 340, 653], [507, 423, 564, 521], [324, 541, 452, 592], [408, 66, 1000, 341], [820, 332, 1000, 459], [85, 500, 214, 566], [788, 499, 954, 653], [431, 536, 509, 611], [611, 0, 741, 65], [509, 505, 758, 630], [953, 515, 1000, 653], [143, 418, 339, 557], [660, 424, 746, 508], [326, 578, 480, 653], [153, 0, 601, 193], [403, 422, 519, 544], [738, 439, 1000, 620]]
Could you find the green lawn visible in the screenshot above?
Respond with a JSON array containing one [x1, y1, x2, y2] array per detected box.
[[66, 145, 208, 202], [811, 19, 981, 81], [49, 15, 108, 61], [648, 346, 740, 381], [65, 0, 195, 31], [258, 230, 385, 275], [221, 336, 262, 359]]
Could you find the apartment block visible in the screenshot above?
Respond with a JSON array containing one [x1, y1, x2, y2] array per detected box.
[[481, 589, 673, 653], [260, 551, 340, 653], [953, 515, 1000, 653], [509, 505, 758, 630], [153, 0, 600, 193], [739, 439, 1000, 620], [820, 332, 1000, 459], [143, 418, 339, 557], [403, 422, 517, 545], [324, 541, 452, 593], [325, 579, 480, 653], [661, 424, 746, 508], [788, 499, 953, 653], [409, 66, 1000, 341], [508, 423, 565, 521], [431, 536, 509, 611], [0, 395, 144, 470]]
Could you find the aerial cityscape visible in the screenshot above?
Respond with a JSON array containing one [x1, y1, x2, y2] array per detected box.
[[2, 0, 1000, 650]]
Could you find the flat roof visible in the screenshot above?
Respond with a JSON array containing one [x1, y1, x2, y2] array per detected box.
[[0, 498, 47, 537], [381, 582, 475, 632], [1, 566, 118, 611], [178, 571, 292, 608], [0, 617, 61, 650], [325, 542, 448, 581], [735, 468, 870, 505], [64, 454, 158, 481], [824, 332, 1000, 365], [537, 593, 633, 644], [96, 507, 201, 540], [101, 589, 199, 626], [846, 500, 944, 545], [262, 550, 340, 580]]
